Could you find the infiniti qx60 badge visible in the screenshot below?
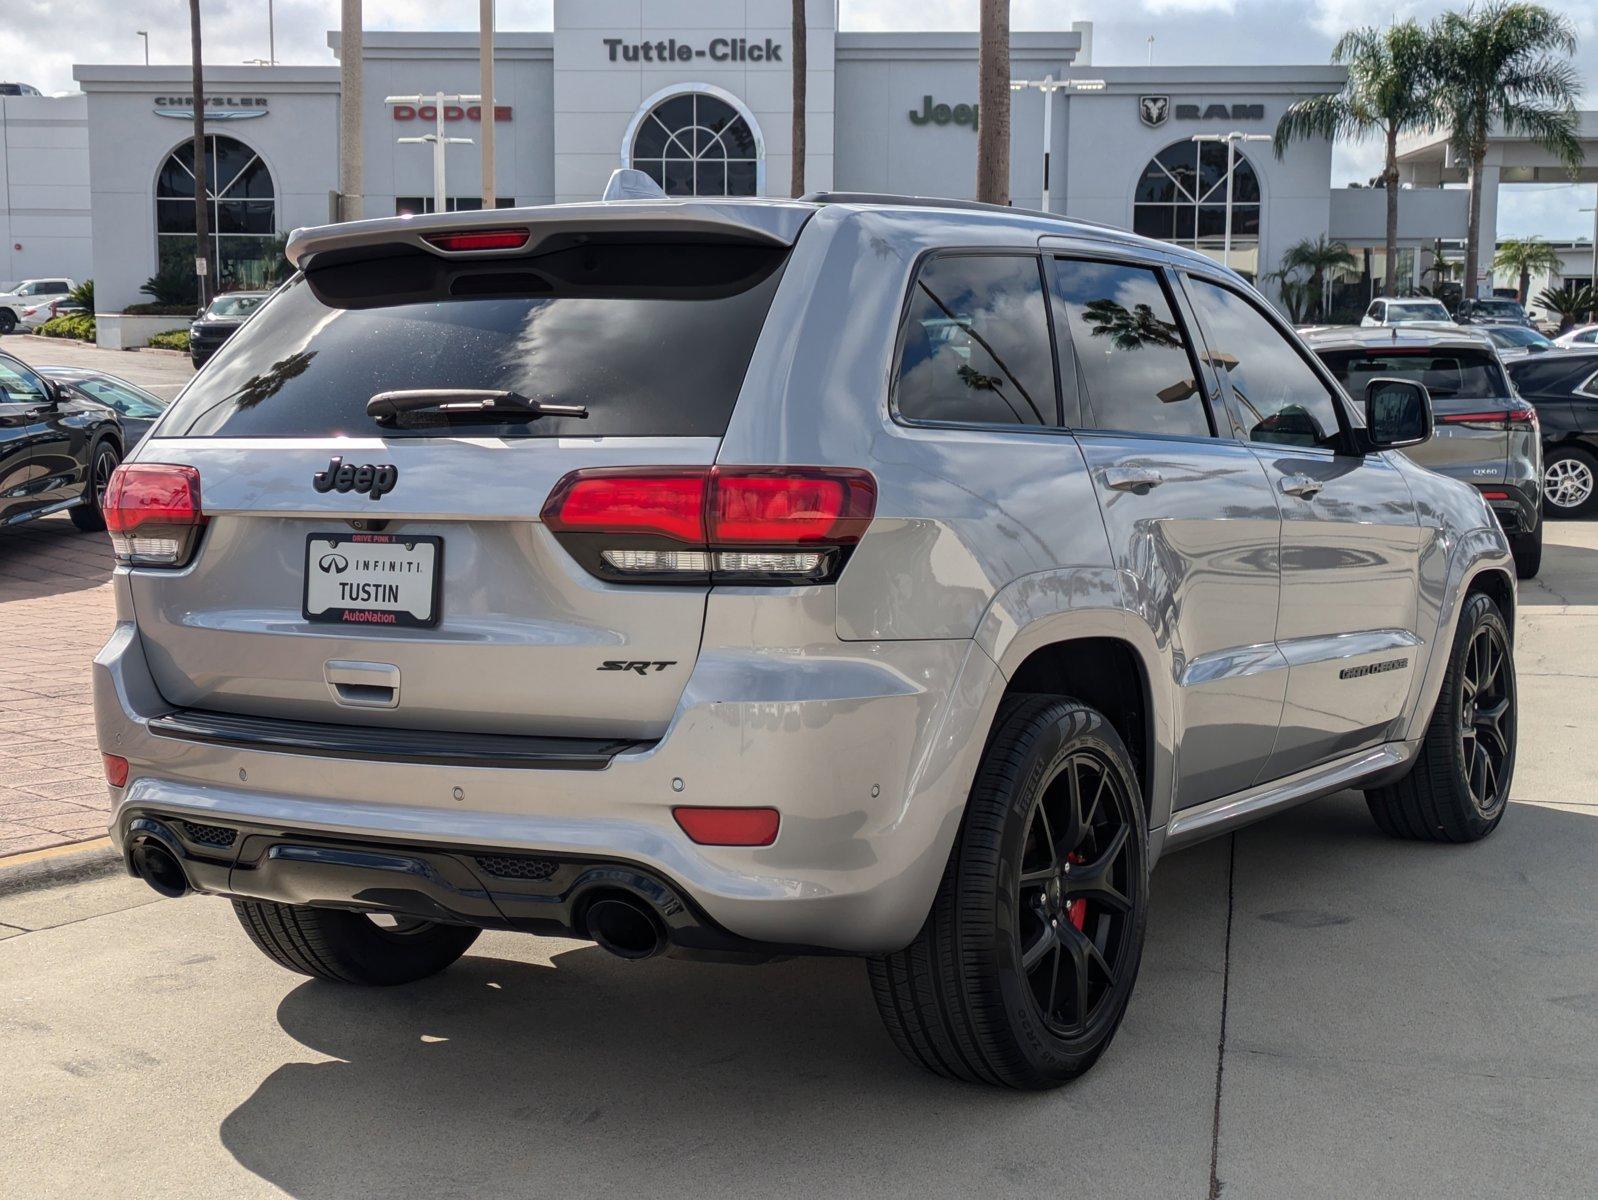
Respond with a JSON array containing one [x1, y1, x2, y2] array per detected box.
[[312, 456, 399, 501]]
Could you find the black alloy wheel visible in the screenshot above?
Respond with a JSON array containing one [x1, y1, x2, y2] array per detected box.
[[1458, 618, 1514, 818], [1016, 750, 1139, 1039]]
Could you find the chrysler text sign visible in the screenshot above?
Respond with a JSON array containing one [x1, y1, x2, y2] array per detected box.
[[603, 37, 782, 63]]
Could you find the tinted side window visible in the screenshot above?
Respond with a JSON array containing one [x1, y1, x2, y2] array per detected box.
[[894, 254, 1056, 427], [0, 358, 50, 405], [1509, 358, 1589, 396], [1052, 258, 1210, 438], [1186, 277, 1344, 450]]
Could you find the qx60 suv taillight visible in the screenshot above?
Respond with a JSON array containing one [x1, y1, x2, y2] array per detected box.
[[104, 463, 206, 567], [541, 466, 877, 584]]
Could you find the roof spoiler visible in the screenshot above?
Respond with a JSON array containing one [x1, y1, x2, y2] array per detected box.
[[286, 196, 814, 271]]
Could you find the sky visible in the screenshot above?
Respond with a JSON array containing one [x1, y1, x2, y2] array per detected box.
[[5, 0, 1596, 239]]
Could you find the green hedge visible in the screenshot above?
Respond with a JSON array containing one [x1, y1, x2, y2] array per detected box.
[[37, 313, 96, 341], [146, 328, 190, 352]]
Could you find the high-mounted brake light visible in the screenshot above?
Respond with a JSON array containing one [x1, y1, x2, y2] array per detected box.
[[423, 228, 531, 253], [104, 463, 206, 567], [541, 466, 877, 584]]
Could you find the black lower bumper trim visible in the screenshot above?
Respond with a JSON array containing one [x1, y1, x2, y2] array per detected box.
[[147, 707, 649, 770], [122, 813, 833, 963]]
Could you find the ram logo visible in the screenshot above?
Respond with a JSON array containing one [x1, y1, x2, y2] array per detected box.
[[1138, 95, 1170, 127]]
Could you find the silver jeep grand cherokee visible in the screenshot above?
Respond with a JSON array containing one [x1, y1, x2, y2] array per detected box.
[[94, 195, 1519, 1089]]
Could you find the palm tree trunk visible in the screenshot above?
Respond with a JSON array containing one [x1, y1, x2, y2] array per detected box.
[[188, 0, 213, 306], [1464, 143, 1485, 301], [790, 0, 806, 197], [1519, 266, 1530, 304], [1383, 126, 1399, 296], [975, 0, 1010, 205]]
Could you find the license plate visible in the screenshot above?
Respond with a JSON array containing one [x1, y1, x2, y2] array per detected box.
[[303, 533, 442, 628]]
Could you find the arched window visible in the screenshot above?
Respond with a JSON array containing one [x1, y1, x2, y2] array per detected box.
[[629, 91, 759, 197], [156, 135, 278, 291], [1133, 140, 1260, 278]]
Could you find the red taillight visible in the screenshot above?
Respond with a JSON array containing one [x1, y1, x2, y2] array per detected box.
[[1480, 490, 1510, 501], [541, 466, 877, 584], [423, 228, 530, 252], [673, 806, 780, 847], [1438, 406, 1537, 430], [542, 469, 708, 543], [102, 753, 129, 788], [710, 469, 877, 545], [104, 463, 206, 566]]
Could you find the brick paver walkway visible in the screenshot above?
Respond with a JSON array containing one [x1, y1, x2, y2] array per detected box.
[[0, 516, 117, 857]]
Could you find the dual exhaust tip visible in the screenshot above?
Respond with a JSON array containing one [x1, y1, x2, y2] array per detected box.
[[128, 825, 669, 961]]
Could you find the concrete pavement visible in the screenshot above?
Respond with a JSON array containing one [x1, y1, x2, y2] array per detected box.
[[1, 487, 1595, 1196], [0, 331, 195, 399]]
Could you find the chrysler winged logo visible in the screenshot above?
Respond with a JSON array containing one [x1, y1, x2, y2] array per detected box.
[[1139, 95, 1170, 127], [318, 553, 350, 575]]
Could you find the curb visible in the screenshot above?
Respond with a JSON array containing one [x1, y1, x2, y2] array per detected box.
[[0, 837, 121, 899]]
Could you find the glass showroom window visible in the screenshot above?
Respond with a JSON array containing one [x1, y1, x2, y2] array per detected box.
[[1133, 141, 1261, 280], [630, 92, 758, 197], [155, 136, 277, 292]]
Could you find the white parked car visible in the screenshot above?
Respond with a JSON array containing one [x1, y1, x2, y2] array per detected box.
[[0, 277, 76, 334], [1360, 296, 1455, 328], [1552, 323, 1598, 348], [19, 296, 86, 329]]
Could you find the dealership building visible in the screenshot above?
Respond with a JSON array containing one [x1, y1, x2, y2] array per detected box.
[[8, 0, 1594, 331]]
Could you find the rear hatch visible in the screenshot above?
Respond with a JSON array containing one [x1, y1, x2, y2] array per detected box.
[[1318, 343, 1517, 484], [122, 207, 806, 739]]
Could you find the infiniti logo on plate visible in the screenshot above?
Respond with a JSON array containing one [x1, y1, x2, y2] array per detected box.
[[318, 553, 350, 574]]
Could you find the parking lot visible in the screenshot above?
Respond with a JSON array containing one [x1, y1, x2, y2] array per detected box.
[[1, 339, 1596, 1198]]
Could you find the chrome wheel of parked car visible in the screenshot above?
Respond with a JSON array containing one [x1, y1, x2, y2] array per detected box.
[[1017, 749, 1139, 1039], [1544, 451, 1596, 513], [1459, 619, 1515, 818]]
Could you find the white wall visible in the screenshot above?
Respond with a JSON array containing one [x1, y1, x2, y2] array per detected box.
[[0, 94, 92, 284], [551, 0, 836, 203]]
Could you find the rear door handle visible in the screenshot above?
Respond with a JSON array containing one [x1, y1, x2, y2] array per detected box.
[[1102, 466, 1164, 494], [1279, 475, 1325, 499]]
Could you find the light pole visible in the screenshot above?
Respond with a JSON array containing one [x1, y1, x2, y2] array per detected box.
[[479, 0, 496, 208], [1583, 190, 1598, 322], [1191, 131, 1270, 272], [387, 93, 477, 214], [1008, 74, 1104, 212], [268, 0, 276, 66], [137, 31, 149, 66]]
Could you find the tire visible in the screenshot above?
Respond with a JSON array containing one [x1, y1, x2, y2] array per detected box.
[[868, 695, 1148, 1089], [1365, 591, 1515, 843], [1542, 446, 1598, 519], [68, 438, 120, 532], [0, 308, 15, 335], [190, 353, 203, 369], [231, 899, 480, 985], [1509, 522, 1542, 580]]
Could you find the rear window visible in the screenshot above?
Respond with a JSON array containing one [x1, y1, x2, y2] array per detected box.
[[1317, 348, 1507, 401], [1390, 302, 1451, 323], [160, 236, 787, 439]]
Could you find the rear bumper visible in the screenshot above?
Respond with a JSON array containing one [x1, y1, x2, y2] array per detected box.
[[1481, 481, 1540, 536], [94, 612, 1002, 954]]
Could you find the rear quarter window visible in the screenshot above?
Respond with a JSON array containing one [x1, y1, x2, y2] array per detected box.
[[1318, 347, 1507, 402], [160, 237, 788, 439]]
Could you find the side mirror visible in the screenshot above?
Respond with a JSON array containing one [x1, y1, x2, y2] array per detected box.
[[1362, 378, 1432, 451]]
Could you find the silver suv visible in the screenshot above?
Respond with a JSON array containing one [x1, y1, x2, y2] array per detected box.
[[94, 196, 1519, 1089], [1303, 326, 1543, 579]]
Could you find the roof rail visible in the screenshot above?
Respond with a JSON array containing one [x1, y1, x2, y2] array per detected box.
[[799, 191, 1122, 233]]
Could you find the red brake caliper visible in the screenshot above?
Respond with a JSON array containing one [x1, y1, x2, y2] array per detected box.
[[1066, 852, 1088, 931]]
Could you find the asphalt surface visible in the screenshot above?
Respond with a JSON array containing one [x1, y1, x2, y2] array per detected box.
[[0, 339, 1593, 1194]]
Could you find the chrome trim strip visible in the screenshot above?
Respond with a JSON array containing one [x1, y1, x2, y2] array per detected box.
[[1275, 627, 1421, 668], [1164, 741, 1413, 850]]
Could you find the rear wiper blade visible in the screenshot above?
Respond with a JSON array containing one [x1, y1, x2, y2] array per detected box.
[[366, 388, 588, 424]]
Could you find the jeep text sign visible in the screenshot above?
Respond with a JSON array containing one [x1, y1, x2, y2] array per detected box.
[[909, 96, 979, 130]]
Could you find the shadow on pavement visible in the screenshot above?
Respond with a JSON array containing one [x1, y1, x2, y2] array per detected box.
[[214, 793, 1598, 1199], [0, 515, 112, 600]]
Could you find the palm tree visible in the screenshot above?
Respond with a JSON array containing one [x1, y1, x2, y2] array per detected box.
[[1431, 2, 1584, 302], [975, 0, 1010, 205], [188, 0, 214, 306], [790, 0, 806, 197], [1494, 236, 1562, 303], [1273, 21, 1437, 296], [1282, 235, 1358, 321]]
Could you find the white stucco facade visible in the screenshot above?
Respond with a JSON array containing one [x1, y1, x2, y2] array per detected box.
[[45, 6, 1496, 327], [0, 92, 92, 284]]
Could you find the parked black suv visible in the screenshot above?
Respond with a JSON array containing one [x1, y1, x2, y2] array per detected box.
[[0, 350, 123, 531]]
